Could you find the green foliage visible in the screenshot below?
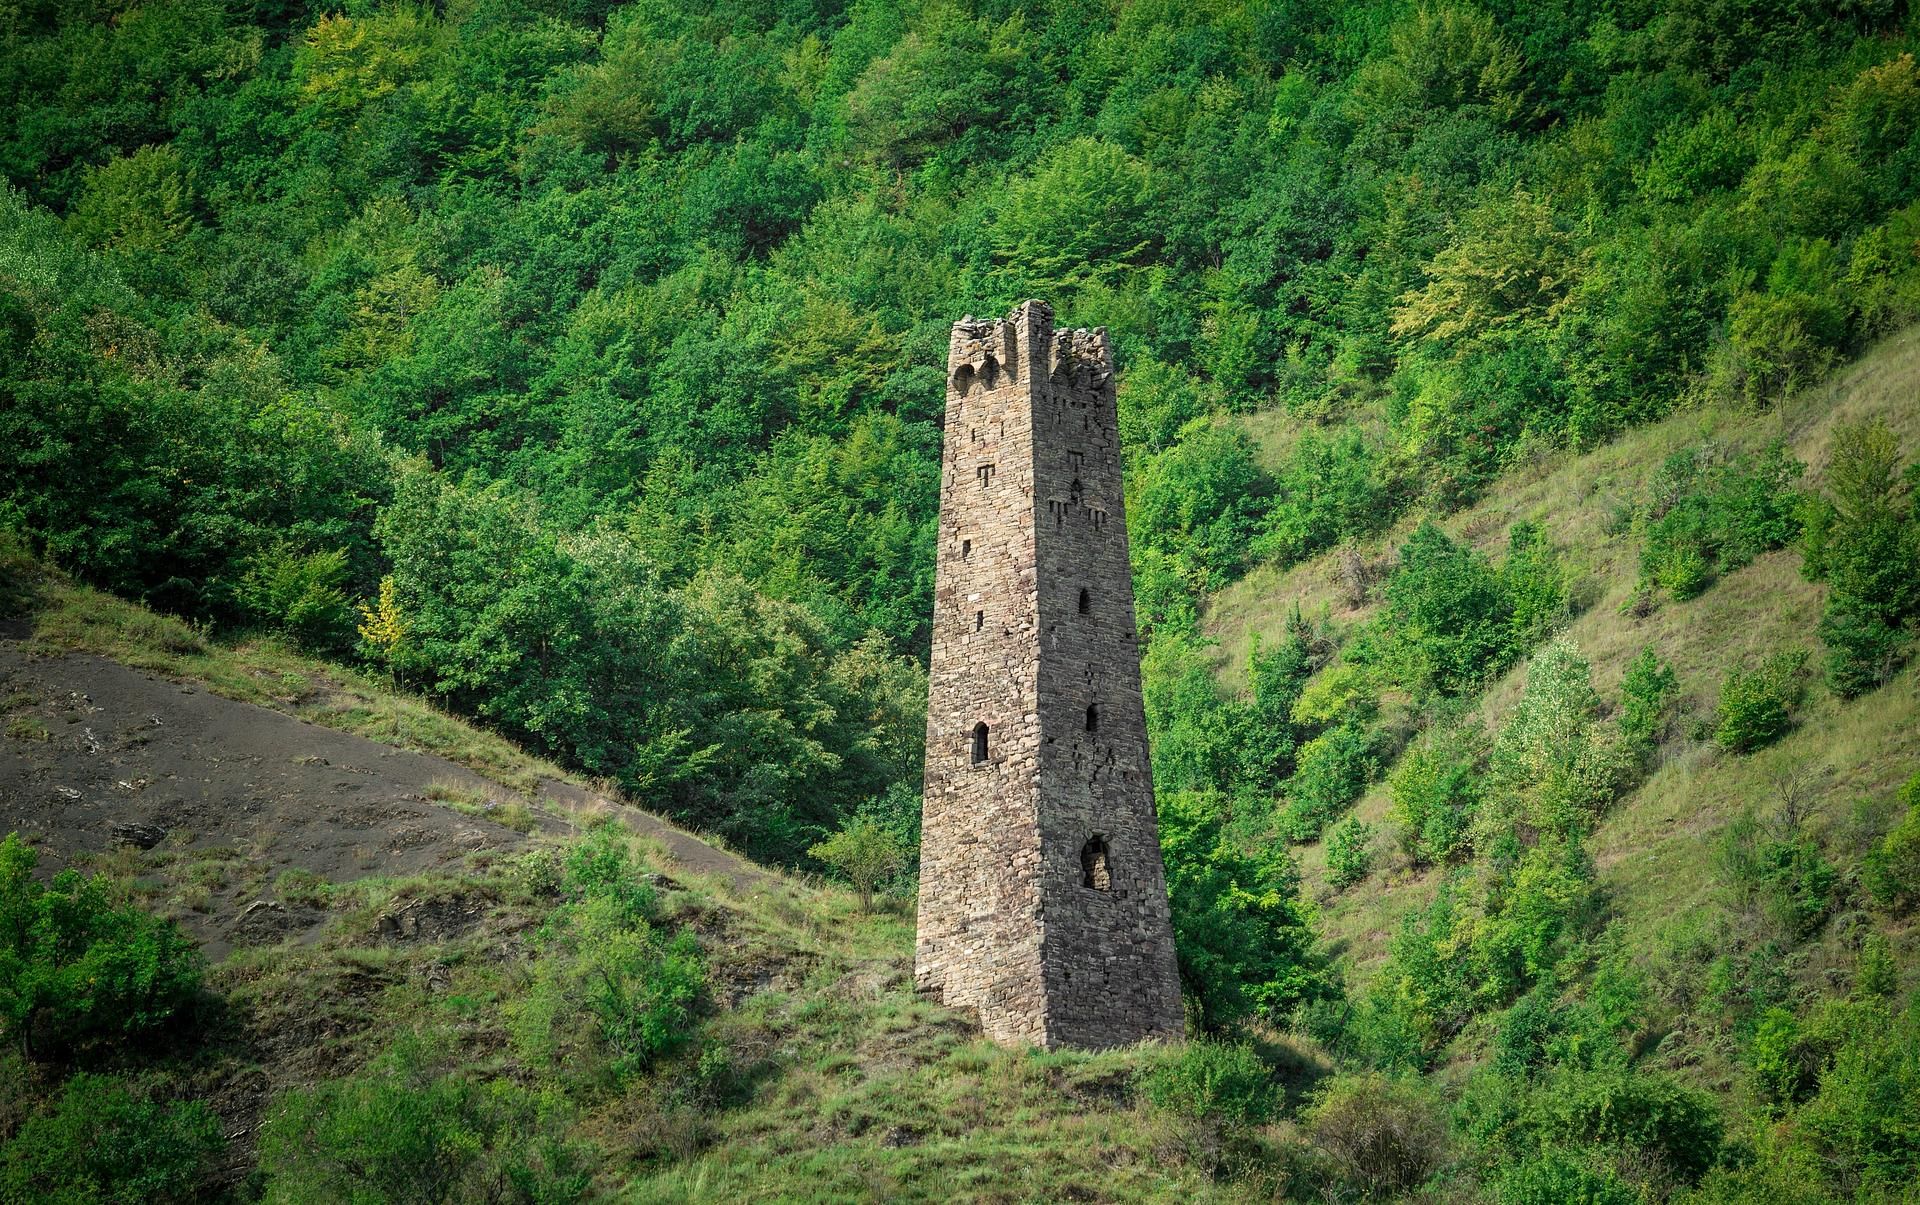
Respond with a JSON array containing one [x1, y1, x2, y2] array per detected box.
[[1703, 997, 1920, 1201], [1618, 648, 1679, 755], [560, 821, 657, 922], [514, 830, 702, 1083], [1364, 522, 1566, 701], [1254, 427, 1394, 567], [1854, 932, 1899, 1000], [1714, 802, 1837, 938], [1862, 772, 1920, 912], [1157, 791, 1331, 1032], [257, 1034, 594, 1204], [1375, 522, 1516, 697], [1129, 425, 1270, 590], [1140, 1041, 1278, 1126], [1802, 420, 1920, 696], [1524, 1067, 1723, 1183], [1494, 1148, 1640, 1205], [1486, 641, 1629, 835], [0, 1073, 221, 1204], [1326, 816, 1375, 890], [1713, 652, 1807, 753], [1278, 721, 1376, 842], [1304, 1072, 1449, 1196], [236, 544, 353, 650], [808, 819, 906, 911], [0, 833, 201, 1058], [1636, 441, 1805, 602], [1389, 725, 1486, 865]]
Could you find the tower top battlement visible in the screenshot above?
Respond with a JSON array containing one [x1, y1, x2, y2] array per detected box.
[[947, 301, 1112, 396]]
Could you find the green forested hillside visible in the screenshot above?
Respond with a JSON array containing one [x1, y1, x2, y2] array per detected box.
[[5, 0, 1920, 1200]]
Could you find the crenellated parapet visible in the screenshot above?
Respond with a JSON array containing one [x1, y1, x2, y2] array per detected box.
[[949, 300, 1113, 398]]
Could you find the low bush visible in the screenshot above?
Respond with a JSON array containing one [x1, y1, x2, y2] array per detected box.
[[1140, 1040, 1278, 1126], [1713, 652, 1806, 753], [0, 833, 202, 1058], [1326, 817, 1375, 890], [1862, 772, 1920, 912], [512, 893, 703, 1084], [1494, 1147, 1640, 1205], [1637, 441, 1804, 602], [1525, 1066, 1722, 1183], [1389, 725, 1485, 865], [1801, 420, 1920, 696], [1618, 647, 1679, 755], [257, 1036, 594, 1204], [807, 818, 906, 911], [1278, 722, 1376, 842], [1305, 1073, 1449, 1195], [0, 1073, 221, 1204]]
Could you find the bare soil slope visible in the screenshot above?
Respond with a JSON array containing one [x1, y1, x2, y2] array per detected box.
[[0, 631, 766, 957]]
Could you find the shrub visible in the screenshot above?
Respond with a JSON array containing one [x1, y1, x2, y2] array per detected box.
[[807, 819, 906, 911], [560, 821, 656, 922], [1140, 1041, 1278, 1126], [1854, 932, 1898, 999], [512, 894, 704, 1083], [1129, 425, 1271, 589], [1790, 999, 1920, 1199], [1326, 817, 1375, 890], [1158, 791, 1333, 1031], [1279, 721, 1376, 842], [1862, 772, 1920, 912], [1501, 521, 1568, 650], [1255, 427, 1393, 567], [0, 1073, 221, 1204], [1305, 1073, 1449, 1195], [234, 544, 353, 650], [1377, 522, 1516, 697], [1748, 1005, 1818, 1110], [1636, 441, 1804, 601], [1802, 420, 1920, 696], [1389, 725, 1484, 864], [1495, 1147, 1640, 1205], [1487, 641, 1629, 832], [1756, 835, 1839, 940], [1526, 1067, 1723, 1183], [257, 1036, 594, 1204], [1618, 647, 1678, 755], [1714, 652, 1807, 753], [0, 833, 202, 1058]]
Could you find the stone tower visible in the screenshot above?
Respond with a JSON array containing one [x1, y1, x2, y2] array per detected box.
[[915, 300, 1185, 1050]]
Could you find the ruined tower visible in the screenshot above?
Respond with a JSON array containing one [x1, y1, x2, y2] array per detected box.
[[915, 300, 1185, 1050]]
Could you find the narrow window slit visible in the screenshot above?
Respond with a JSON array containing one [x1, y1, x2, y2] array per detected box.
[[1081, 836, 1111, 891], [971, 722, 989, 765]]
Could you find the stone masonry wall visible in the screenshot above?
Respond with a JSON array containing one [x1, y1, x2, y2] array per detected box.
[[915, 300, 1185, 1049]]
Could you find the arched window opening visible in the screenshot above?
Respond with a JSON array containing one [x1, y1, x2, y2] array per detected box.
[[1077, 588, 1091, 615], [1085, 703, 1099, 733], [1081, 836, 1111, 891], [971, 722, 989, 765], [961, 538, 972, 560]]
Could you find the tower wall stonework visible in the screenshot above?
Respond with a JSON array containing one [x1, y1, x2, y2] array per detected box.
[[915, 300, 1185, 1050]]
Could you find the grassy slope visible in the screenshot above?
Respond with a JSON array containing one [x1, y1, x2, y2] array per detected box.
[[5, 567, 1331, 1201], [1206, 324, 1920, 1008]]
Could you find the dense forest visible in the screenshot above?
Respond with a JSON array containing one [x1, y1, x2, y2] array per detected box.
[[5, 0, 1920, 1199]]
